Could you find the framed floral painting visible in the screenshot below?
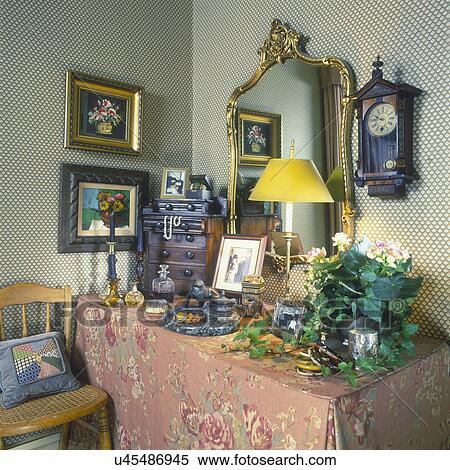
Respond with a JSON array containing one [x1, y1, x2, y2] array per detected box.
[[58, 164, 149, 253], [238, 109, 281, 166], [64, 70, 143, 155]]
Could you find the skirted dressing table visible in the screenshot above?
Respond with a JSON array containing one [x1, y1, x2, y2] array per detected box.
[[70, 297, 449, 450]]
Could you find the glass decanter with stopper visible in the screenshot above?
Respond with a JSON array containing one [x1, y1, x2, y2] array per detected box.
[[152, 264, 175, 302]]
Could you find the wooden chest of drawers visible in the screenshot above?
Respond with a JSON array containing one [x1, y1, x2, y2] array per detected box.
[[143, 208, 225, 295]]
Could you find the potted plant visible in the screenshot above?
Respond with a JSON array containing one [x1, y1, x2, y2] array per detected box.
[[303, 233, 422, 344], [227, 232, 423, 386]]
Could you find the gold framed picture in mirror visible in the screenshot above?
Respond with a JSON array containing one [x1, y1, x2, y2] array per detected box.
[[238, 109, 281, 166]]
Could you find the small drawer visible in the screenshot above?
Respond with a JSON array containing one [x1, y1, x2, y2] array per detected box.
[[147, 262, 206, 282], [147, 232, 206, 249], [148, 247, 206, 265], [144, 217, 205, 234]]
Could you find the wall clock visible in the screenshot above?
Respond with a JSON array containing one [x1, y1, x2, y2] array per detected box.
[[353, 57, 422, 197]]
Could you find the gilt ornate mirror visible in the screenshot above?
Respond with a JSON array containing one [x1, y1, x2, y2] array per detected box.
[[226, 20, 355, 259]]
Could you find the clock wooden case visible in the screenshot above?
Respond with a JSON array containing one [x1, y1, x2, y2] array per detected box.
[[353, 57, 422, 197]]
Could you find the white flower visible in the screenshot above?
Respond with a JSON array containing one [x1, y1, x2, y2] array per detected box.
[[332, 232, 352, 251]]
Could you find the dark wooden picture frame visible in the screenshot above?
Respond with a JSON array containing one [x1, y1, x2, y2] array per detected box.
[[58, 164, 149, 253]]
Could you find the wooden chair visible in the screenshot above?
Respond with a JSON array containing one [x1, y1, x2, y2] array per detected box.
[[0, 283, 111, 450]]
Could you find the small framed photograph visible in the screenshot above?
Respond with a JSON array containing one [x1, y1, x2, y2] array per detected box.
[[160, 168, 190, 198], [64, 70, 143, 155], [58, 164, 149, 253], [238, 108, 281, 166], [213, 235, 267, 294]]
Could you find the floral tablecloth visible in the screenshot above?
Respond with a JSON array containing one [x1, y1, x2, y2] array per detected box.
[[70, 296, 449, 450]]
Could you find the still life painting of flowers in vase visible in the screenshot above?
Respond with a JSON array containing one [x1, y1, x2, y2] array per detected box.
[[77, 182, 136, 237], [244, 121, 270, 156], [79, 89, 128, 141]]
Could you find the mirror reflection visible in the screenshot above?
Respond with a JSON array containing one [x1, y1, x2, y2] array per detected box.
[[235, 58, 344, 255]]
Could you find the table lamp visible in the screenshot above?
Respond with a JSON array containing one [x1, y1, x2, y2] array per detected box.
[[249, 140, 334, 298]]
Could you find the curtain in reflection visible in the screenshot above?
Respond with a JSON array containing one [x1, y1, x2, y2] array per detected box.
[[321, 67, 343, 242]]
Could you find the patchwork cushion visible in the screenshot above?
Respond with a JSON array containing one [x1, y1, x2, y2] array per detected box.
[[0, 332, 81, 409]]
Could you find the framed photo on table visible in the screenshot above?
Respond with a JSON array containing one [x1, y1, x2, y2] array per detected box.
[[213, 235, 267, 294], [58, 164, 149, 253], [64, 70, 143, 155], [238, 108, 281, 166], [160, 168, 190, 198]]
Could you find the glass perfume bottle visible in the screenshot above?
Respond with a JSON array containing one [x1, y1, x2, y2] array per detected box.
[[124, 282, 145, 308], [152, 264, 175, 302]]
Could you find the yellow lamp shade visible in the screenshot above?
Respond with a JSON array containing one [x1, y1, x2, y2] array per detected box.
[[249, 158, 334, 203], [326, 165, 345, 203]]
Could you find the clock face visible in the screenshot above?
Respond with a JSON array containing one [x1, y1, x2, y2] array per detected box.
[[367, 103, 397, 136]]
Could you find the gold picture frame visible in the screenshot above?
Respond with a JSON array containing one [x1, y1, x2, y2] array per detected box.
[[64, 70, 143, 155], [238, 108, 281, 166], [160, 168, 191, 199]]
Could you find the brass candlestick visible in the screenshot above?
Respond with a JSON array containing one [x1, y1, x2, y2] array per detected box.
[[101, 278, 121, 307], [101, 241, 121, 307]]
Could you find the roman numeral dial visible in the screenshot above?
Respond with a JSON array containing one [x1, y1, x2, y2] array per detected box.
[[367, 103, 397, 136]]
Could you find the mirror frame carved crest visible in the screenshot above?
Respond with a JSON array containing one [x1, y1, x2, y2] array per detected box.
[[226, 19, 356, 239]]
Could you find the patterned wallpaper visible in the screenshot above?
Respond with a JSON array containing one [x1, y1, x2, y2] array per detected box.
[[1, 0, 448, 340], [191, 0, 449, 340], [0, 0, 193, 296]]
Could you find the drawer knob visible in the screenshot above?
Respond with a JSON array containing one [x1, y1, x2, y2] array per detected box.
[[184, 269, 193, 277], [186, 251, 195, 259], [155, 222, 163, 230], [165, 203, 173, 211], [161, 250, 170, 258], [187, 204, 195, 211], [180, 223, 189, 231], [186, 235, 194, 242]]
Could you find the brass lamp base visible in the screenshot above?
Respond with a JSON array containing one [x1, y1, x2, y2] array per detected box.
[[101, 278, 121, 307]]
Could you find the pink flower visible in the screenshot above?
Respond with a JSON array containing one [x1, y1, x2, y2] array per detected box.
[[107, 196, 115, 203], [119, 367, 128, 383], [132, 322, 148, 353], [307, 246, 327, 259], [102, 99, 112, 107], [201, 412, 234, 449], [114, 193, 125, 200], [243, 404, 273, 449], [180, 394, 202, 435], [105, 321, 117, 346], [206, 391, 222, 411], [117, 422, 131, 449]]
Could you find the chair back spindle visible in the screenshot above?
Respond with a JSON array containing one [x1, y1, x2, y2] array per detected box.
[[21, 305, 28, 338], [45, 303, 51, 333], [0, 308, 4, 341], [0, 283, 72, 354]]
